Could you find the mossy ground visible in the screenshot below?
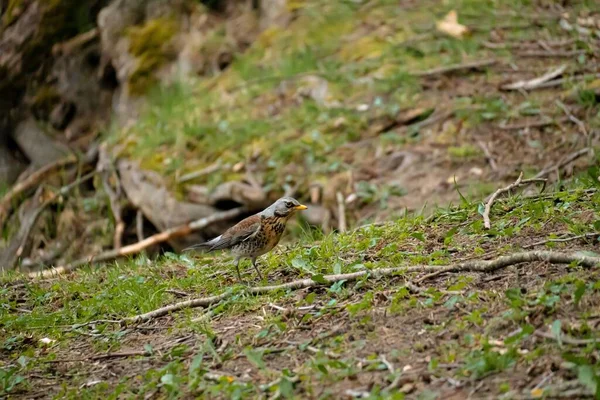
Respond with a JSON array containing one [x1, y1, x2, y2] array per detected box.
[[2, 174, 600, 398], [111, 0, 599, 225], [3, 0, 600, 398]]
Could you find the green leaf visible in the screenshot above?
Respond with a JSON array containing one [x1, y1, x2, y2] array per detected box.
[[279, 376, 295, 398], [244, 348, 266, 370], [291, 257, 309, 271], [333, 262, 342, 275], [144, 344, 153, 355], [574, 281, 587, 305], [190, 353, 203, 375], [161, 373, 175, 387], [477, 203, 485, 216], [311, 274, 328, 284], [329, 280, 346, 293], [552, 320, 562, 347], [411, 232, 425, 242], [577, 365, 598, 393]]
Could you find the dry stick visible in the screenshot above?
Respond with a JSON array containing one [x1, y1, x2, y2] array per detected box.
[[177, 162, 226, 183], [523, 232, 599, 249], [412, 59, 497, 78], [516, 50, 585, 58], [0, 156, 77, 229], [135, 209, 144, 242], [533, 330, 598, 346], [118, 251, 600, 325], [501, 64, 566, 90], [532, 147, 591, 179], [98, 148, 124, 250], [101, 173, 124, 250], [336, 191, 346, 233], [482, 172, 547, 229], [476, 140, 498, 171], [28, 207, 246, 279], [0, 172, 97, 271], [555, 100, 588, 136], [498, 116, 570, 131]]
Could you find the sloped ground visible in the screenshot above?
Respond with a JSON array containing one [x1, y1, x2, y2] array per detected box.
[[2, 0, 600, 398], [2, 180, 600, 399], [113, 0, 600, 229]]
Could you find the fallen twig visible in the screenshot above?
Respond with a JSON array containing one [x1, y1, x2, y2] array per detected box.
[[177, 162, 226, 183], [98, 148, 124, 250], [555, 100, 588, 136], [28, 207, 246, 278], [516, 50, 585, 58], [533, 147, 591, 179], [498, 116, 570, 131], [136, 209, 144, 242], [336, 191, 347, 232], [0, 156, 77, 229], [413, 59, 497, 78], [43, 350, 151, 363], [482, 172, 547, 229], [476, 140, 498, 171], [533, 329, 599, 346], [501, 64, 566, 90], [117, 251, 600, 325], [0, 172, 96, 271], [523, 232, 599, 249]]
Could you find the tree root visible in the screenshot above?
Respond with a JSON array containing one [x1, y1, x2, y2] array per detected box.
[[0, 156, 77, 229]]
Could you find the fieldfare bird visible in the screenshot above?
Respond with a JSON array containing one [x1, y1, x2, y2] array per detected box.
[[186, 197, 307, 281]]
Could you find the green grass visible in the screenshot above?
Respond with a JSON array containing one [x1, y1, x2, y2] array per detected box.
[[109, 0, 599, 196], [2, 173, 600, 397]]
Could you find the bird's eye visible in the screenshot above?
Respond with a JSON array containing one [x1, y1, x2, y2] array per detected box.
[[285, 201, 293, 208]]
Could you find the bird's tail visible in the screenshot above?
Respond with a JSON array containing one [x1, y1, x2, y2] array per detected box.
[[182, 236, 221, 253]]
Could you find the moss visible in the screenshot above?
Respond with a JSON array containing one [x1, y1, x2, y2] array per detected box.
[[127, 18, 179, 96], [18, 0, 96, 75], [2, 0, 26, 27], [30, 85, 61, 118]]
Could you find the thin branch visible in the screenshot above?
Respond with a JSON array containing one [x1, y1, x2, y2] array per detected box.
[[43, 350, 151, 363], [0, 172, 96, 271], [533, 329, 599, 346], [336, 191, 347, 232], [117, 251, 600, 325], [555, 100, 588, 136], [501, 64, 566, 90], [532, 147, 591, 179], [177, 162, 226, 183], [136, 209, 145, 242], [523, 232, 599, 249], [97, 147, 125, 250], [28, 207, 246, 278], [483, 172, 547, 229], [516, 50, 585, 58], [476, 140, 498, 171], [0, 156, 77, 229], [413, 59, 497, 78], [498, 116, 570, 131]]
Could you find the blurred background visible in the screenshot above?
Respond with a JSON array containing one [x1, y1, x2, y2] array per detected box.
[[0, 0, 598, 272]]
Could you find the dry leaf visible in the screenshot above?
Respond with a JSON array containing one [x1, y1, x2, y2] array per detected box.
[[436, 10, 469, 39], [530, 388, 544, 398]]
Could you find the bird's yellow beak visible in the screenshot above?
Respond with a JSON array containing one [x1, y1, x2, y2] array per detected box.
[[295, 204, 308, 210]]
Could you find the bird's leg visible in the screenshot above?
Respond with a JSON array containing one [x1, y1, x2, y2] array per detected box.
[[251, 257, 264, 281], [234, 257, 243, 283]]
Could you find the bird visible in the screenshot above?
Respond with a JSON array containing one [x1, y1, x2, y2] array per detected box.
[[185, 197, 307, 282]]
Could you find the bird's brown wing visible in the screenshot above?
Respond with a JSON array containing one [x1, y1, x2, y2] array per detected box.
[[207, 215, 261, 251]]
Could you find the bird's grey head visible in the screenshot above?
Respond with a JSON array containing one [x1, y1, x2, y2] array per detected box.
[[261, 197, 307, 218]]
